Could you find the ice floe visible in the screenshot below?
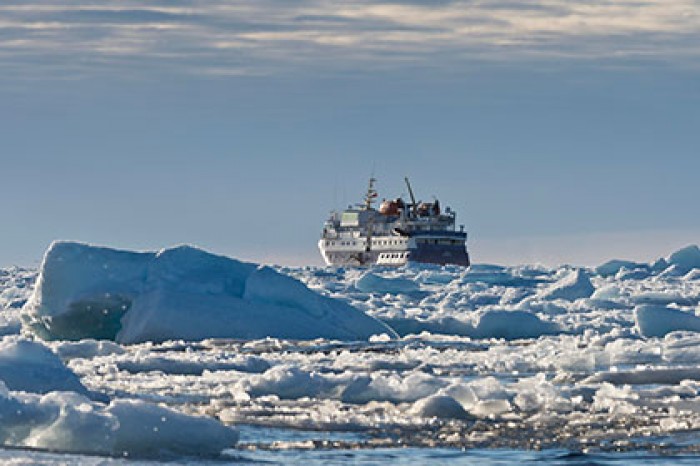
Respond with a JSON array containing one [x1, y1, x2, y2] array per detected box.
[[0, 335, 238, 458], [23, 241, 392, 343], [537, 269, 595, 301], [355, 272, 420, 294], [0, 337, 87, 394], [635, 305, 700, 338], [0, 389, 238, 458], [667, 245, 700, 274]]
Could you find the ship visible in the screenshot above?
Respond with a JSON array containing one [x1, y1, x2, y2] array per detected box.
[[318, 178, 470, 267]]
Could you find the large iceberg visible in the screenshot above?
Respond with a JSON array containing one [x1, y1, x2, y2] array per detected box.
[[23, 242, 393, 344]]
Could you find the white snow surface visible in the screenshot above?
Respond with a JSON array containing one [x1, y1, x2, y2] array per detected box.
[[3, 243, 700, 458], [23, 241, 393, 343]]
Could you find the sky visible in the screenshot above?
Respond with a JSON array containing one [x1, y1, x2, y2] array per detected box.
[[1, 0, 699, 267]]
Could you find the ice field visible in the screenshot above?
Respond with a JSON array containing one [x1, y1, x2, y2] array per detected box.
[[3, 241, 700, 462]]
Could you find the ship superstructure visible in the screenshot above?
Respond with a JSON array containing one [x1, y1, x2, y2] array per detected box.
[[318, 178, 470, 267]]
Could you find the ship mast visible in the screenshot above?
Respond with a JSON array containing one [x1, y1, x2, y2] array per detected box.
[[364, 177, 377, 210], [363, 177, 377, 261]]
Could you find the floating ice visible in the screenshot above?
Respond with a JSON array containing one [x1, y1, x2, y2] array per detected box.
[[0, 337, 87, 394], [23, 242, 393, 343], [635, 305, 700, 338], [591, 285, 622, 301], [6, 243, 700, 456], [630, 292, 695, 307], [0, 314, 20, 337], [0, 389, 238, 458], [584, 367, 700, 385], [538, 269, 594, 301], [384, 309, 559, 339], [0, 334, 238, 457], [410, 394, 472, 420], [355, 272, 419, 294], [596, 259, 647, 277], [472, 310, 560, 339], [667, 245, 700, 274], [51, 339, 126, 361], [460, 264, 543, 287]]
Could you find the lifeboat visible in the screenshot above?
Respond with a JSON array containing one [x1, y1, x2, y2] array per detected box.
[[379, 198, 404, 216]]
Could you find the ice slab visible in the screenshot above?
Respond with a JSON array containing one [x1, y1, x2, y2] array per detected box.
[[23, 241, 394, 344], [0, 337, 87, 394], [635, 305, 700, 338], [384, 309, 560, 339], [355, 272, 420, 294], [0, 389, 238, 458], [667, 245, 700, 274], [596, 259, 647, 277], [410, 394, 472, 420], [538, 269, 594, 301]]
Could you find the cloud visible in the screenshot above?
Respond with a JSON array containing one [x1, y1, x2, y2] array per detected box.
[[0, 1, 698, 79]]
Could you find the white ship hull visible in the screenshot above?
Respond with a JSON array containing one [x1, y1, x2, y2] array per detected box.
[[318, 236, 411, 267], [318, 232, 468, 267]]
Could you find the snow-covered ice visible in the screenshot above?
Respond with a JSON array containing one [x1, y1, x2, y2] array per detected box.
[[23, 241, 392, 343], [0, 337, 87, 394], [0, 335, 238, 458], [3, 242, 700, 460], [635, 305, 700, 338], [0, 387, 238, 458]]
